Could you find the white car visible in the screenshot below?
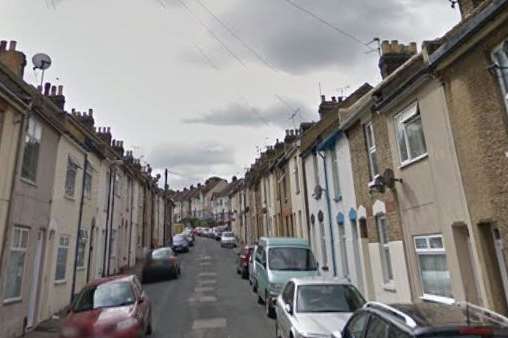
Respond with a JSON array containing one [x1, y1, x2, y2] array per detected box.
[[275, 277, 366, 338], [220, 231, 236, 248]]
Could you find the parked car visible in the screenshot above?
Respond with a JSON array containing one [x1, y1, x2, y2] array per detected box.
[[60, 275, 152, 338], [183, 229, 194, 246], [255, 237, 319, 318], [332, 301, 508, 338], [249, 244, 258, 290], [237, 245, 254, 278], [220, 231, 236, 248], [275, 277, 365, 338], [142, 247, 181, 282], [172, 234, 190, 253], [214, 229, 222, 241]]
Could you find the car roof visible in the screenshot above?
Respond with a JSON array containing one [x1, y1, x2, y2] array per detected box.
[[289, 276, 352, 286], [364, 302, 508, 333], [85, 274, 135, 288], [259, 237, 309, 247]]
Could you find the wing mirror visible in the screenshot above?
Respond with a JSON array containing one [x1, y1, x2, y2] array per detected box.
[[321, 266, 329, 272], [284, 303, 293, 315]]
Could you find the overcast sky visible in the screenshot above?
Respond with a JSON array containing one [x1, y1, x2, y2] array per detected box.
[[2, 0, 459, 189]]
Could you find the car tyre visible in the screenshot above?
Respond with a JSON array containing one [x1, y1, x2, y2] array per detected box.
[[265, 291, 275, 318], [241, 269, 248, 279], [257, 293, 264, 305]]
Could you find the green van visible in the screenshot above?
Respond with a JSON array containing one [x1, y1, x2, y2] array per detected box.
[[254, 237, 319, 318]]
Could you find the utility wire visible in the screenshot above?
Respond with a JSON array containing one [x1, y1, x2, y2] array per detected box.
[[192, 41, 219, 70], [172, 0, 247, 68], [280, 0, 376, 52], [192, 0, 278, 72]]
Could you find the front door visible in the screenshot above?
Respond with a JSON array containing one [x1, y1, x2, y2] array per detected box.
[[351, 220, 364, 293], [27, 229, 45, 329]]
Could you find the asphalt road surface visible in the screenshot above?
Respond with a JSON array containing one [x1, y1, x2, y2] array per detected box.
[[143, 237, 274, 338]]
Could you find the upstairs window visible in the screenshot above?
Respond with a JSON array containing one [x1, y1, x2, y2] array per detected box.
[[84, 162, 92, 199], [492, 40, 508, 111], [21, 117, 42, 182], [65, 157, 79, 197], [364, 122, 379, 179], [395, 104, 427, 165]]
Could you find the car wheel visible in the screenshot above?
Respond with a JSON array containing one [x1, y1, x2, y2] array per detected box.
[[257, 291, 264, 304], [253, 281, 258, 293], [241, 269, 248, 279], [265, 291, 275, 319]]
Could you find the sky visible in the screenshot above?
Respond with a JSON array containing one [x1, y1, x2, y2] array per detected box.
[[2, 0, 460, 189]]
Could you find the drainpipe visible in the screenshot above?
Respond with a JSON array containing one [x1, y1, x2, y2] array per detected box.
[[127, 177, 134, 268], [300, 155, 312, 244], [319, 151, 338, 277], [0, 97, 29, 275], [86, 220, 94, 283], [71, 153, 88, 302], [102, 167, 113, 277], [107, 166, 117, 276]]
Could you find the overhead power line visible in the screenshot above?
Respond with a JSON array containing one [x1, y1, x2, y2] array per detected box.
[[192, 0, 278, 72], [172, 0, 247, 68], [192, 41, 219, 70], [280, 0, 376, 52]]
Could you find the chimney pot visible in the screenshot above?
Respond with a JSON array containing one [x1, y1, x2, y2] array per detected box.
[[44, 82, 51, 96], [8, 41, 17, 51], [88, 108, 93, 116], [331, 96, 337, 102], [57, 85, 63, 95], [0, 41, 6, 52], [50, 85, 57, 96], [321, 95, 326, 103], [107, 127, 111, 133]]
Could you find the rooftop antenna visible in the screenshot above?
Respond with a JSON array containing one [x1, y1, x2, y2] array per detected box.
[[32, 53, 52, 88], [337, 85, 350, 99], [366, 37, 381, 56]]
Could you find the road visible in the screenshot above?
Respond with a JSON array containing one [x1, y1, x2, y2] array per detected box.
[[143, 237, 274, 338]]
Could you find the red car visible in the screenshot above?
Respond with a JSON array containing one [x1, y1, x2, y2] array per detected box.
[[236, 245, 254, 279], [60, 275, 152, 338]]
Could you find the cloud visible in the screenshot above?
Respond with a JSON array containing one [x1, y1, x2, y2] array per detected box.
[[182, 98, 315, 128], [209, 0, 458, 74], [149, 142, 235, 169]]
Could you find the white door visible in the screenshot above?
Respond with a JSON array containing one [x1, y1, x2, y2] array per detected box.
[[27, 230, 44, 329], [492, 227, 508, 306], [351, 220, 364, 293]]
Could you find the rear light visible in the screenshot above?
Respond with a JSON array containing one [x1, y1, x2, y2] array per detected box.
[[459, 327, 494, 336]]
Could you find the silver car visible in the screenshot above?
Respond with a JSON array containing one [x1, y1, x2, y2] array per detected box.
[[275, 277, 365, 338], [220, 231, 236, 248]]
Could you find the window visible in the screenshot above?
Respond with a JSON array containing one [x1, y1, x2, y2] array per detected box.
[[76, 230, 88, 269], [263, 179, 268, 204], [65, 157, 79, 197], [388, 326, 411, 338], [84, 163, 92, 199], [55, 235, 70, 282], [365, 315, 389, 338], [364, 122, 379, 179], [312, 153, 320, 186], [4, 226, 29, 301], [338, 223, 349, 278], [395, 104, 427, 164], [21, 117, 42, 182], [319, 221, 328, 267], [414, 234, 452, 298], [294, 157, 300, 194], [376, 215, 393, 283], [343, 312, 369, 338], [492, 40, 508, 111], [330, 149, 341, 199]]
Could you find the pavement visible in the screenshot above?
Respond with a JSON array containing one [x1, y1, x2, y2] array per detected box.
[[23, 238, 274, 338]]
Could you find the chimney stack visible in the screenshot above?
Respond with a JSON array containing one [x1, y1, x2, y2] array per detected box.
[[378, 40, 417, 79], [97, 126, 112, 145], [0, 40, 27, 78], [48, 84, 66, 110], [458, 0, 487, 20]]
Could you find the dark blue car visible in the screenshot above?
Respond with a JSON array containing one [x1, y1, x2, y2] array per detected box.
[[172, 234, 190, 253]]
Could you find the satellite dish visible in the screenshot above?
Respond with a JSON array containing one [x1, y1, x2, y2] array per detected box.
[[32, 53, 52, 70], [382, 168, 403, 190]]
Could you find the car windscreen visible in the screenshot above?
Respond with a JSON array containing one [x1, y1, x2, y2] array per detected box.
[[296, 284, 365, 313], [173, 235, 186, 242], [268, 247, 317, 271], [152, 248, 174, 259], [223, 232, 234, 238], [72, 282, 135, 312]]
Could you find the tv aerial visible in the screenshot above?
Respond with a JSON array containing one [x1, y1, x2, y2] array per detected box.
[[32, 53, 52, 87]]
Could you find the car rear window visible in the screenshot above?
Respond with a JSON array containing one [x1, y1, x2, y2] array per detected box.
[[268, 247, 317, 271], [73, 282, 135, 312], [152, 248, 173, 258]]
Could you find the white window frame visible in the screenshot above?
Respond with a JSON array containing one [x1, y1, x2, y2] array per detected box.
[[3, 226, 29, 303], [395, 103, 428, 166], [414, 234, 453, 301], [84, 162, 93, 200], [491, 40, 508, 113], [65, 157, 79, 198], [338, 222, 349, 278], [55, 235, 70, 283], [330, 149, 341, 200], [21, 117, 42, 183], [364, 122, 379, 180], [76, 230, 88, 269], [376, 215, 394, 284]]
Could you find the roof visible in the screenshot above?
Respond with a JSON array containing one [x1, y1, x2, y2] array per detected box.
[[365, 302, 508, 333], [259, 237, 310, 247], [85, 274, 135, 288], [290, 276, 352, 286]]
